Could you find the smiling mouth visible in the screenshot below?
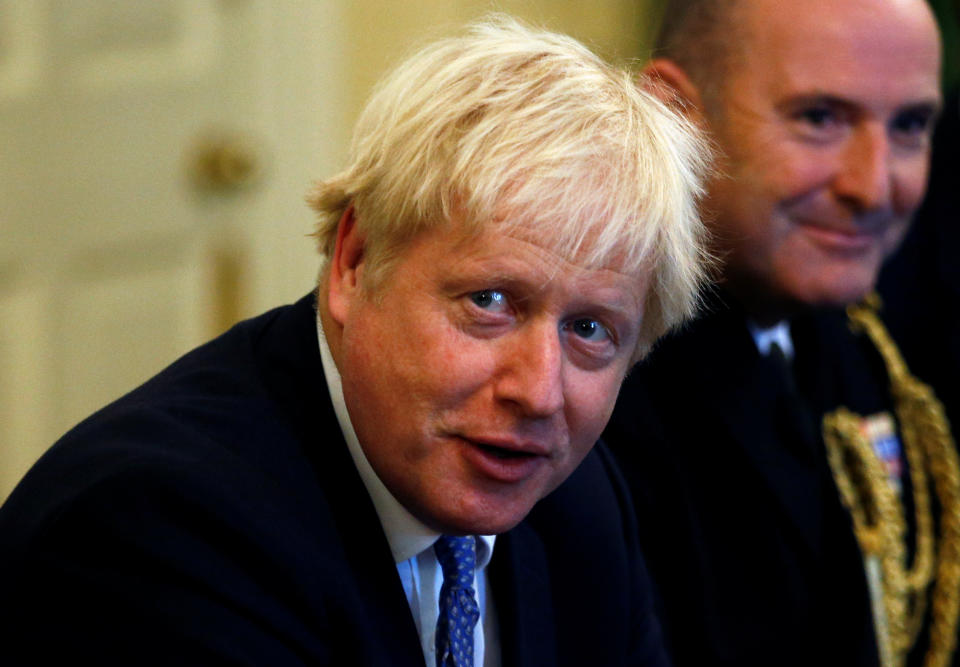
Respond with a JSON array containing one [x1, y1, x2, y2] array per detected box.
[[798, 222, 884, 252]]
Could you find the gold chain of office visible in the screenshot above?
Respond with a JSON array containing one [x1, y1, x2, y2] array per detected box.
[[823, 294, 960, 667]]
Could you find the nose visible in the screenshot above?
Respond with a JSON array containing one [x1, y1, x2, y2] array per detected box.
[[833, 123, 892, 212], [494, 322, 565, 419]]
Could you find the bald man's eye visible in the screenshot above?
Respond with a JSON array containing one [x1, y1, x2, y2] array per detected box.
[[891, 107, 937, 148], [787, 100, 851, 143]]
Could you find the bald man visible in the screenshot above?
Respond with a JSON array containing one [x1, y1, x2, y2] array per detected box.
[[603, 1, 959, 665]]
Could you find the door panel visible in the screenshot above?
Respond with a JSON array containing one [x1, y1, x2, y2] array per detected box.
[[0, 1, 343, 500]]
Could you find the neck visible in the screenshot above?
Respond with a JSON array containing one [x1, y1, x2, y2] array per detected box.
[[716, 276, 804, 327]]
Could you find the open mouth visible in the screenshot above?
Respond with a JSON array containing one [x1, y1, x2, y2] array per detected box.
[[474, 442, 536, 460], [458, 436, 547, 483]]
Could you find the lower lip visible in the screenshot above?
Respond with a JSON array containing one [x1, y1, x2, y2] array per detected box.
[[800, 224, 880, 252], [457, 438, 547, 483]]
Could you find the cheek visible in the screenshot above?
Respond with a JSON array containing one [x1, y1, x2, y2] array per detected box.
[[880, 219, 912, 260], [719, 121, 823, 197], [360, 299, 467, 381], [758, 146, 834, 205], [565, 370, 624, 446], [710, 152, 822, 243], [397, 328, 503, 412], [892, 161, 931, 215]]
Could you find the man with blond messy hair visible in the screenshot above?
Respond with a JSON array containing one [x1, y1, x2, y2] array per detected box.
[[0, 16, 711, 666]]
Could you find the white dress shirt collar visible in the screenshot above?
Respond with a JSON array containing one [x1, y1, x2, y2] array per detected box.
[[747, 319, 794, 360]]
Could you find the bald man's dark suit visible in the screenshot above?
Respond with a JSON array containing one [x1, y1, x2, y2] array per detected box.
[[880, 88, 960, 431], [603, 297, 898, 666], [0, 294, 668, 666]]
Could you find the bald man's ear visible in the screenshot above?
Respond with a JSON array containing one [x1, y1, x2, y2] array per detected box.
[[641, 58, 705, 118], [327, 205, 365, 326]]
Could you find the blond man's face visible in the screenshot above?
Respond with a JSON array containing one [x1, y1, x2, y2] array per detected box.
[[328, 218, 647, 535]]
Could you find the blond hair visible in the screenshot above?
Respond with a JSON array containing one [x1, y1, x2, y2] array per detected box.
[[309, 15, 712, 360]]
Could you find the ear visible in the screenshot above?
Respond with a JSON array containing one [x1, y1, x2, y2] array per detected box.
[[641, 58, 706, 118], [326, 205, 365, 326]]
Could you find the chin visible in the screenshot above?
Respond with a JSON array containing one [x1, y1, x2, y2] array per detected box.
[[785, 256, 882, 309], [465, 502, 536, 535], [793, 279, 876, 311], [419, 497, 536, 536], [430, 513, 525, 537]]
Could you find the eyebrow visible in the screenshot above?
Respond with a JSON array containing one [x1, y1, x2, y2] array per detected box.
[[440, 260, 552, 296], [777, 92, 943, 118], [444, 257, 642, 315], [898, 100, 944, 123]]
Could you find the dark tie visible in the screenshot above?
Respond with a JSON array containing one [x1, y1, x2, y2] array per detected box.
[[434, 535, 480, 667], [767, 341, 818, 458]]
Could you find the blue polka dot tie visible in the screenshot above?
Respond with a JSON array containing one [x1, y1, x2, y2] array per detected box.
[[434, 535, 480, 667]]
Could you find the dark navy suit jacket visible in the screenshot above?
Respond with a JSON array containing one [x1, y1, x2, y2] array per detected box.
[[880, 88, 960, 432], [604, 297, 896, 666], [0, 293, 669, 666]]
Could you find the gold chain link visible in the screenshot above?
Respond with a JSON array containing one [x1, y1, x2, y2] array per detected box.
[[823, 294, 960, 667]]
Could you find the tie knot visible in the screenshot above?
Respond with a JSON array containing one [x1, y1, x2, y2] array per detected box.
[[434, 535, 477, 586]]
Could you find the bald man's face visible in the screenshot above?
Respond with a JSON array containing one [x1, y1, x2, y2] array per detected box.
[[702, 0, 941, 320]]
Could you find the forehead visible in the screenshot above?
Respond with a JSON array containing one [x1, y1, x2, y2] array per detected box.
[[727, 0, 941, 109], [400, 221, 647, 300]]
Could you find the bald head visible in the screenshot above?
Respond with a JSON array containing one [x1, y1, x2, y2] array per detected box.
[[655, 0, 940, 112], [649, 0, 942, 320], [655, 0, 744, 108]]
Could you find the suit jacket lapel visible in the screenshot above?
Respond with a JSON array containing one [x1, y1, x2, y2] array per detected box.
[[257, 294, 425, 666], [682, 303, 825, 558], [488, 520, 557, 667]]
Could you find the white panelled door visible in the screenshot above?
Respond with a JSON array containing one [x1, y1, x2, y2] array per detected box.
[[0, 1, 347, 498]]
